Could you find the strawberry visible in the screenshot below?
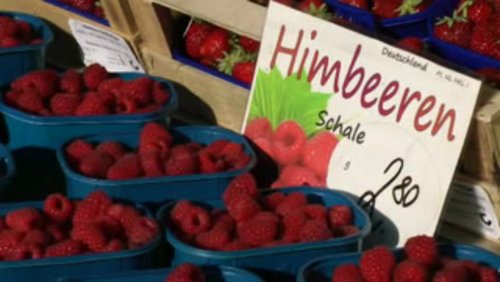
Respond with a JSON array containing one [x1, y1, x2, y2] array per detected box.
[[78, 150, 115, 178], [468, 0, 493, 23], [328, 205, 353, 228], [44, 193, 74, 224], [0, 16, 18, 38], [199, 28, 231, 66], [96, 141, 126, 161], [75, 92, 111, 116], [397, 37, 425, 53], [83, 63, 108, 90], [404, 235, 438, 266], [279, 165, 323, 187], [470, 22, 498, 57], [232, 62, 256, 84], [299, 219, 332, 242], [60, 69, 83, 93], [302, 131, 338, 178], [237, 214, 278, 246], [393, 260, 429, 282], [118, 77, 153, 105], [339, 0, 369, 9], [298, 0, 324, 11], [70, 0, 95, 14], [272, 120, 307, 166], [239, 36, 260, 53], [6, 208, 44, 232], [50, 93, 82, 116], [373, 0, 403, 18], [106, 153, 144, 180], [360, 246, 396, 282], [397, 0, 432, 16], [165, 264, 206, 282], [65, 139, 94, 165], [433, 17, 472, 48], [16, 90, 46, 114], [11, 69, 59, 99], [185, 22, 213, 59], [332, 264, 364, 282]]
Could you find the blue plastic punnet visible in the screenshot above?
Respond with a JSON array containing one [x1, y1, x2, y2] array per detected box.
[[297, 243, 500, 282], [58, 126, 257, 208], [0, 200, 161, 282], [156, 187, 371, 282], [0, 73, 178, 150], [58, 265, 264, 282], [0, 12, 53, 88]]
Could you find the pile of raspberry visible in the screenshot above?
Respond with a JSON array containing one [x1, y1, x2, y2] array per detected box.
[[65, 122, 252, 180], [165, 264, 206, 282], [0, 191, 159, 261], [331, 235, 499, 282], [0, 15, 42, 48], [4, 64, 170, 116], [169, 174, 359, 251]]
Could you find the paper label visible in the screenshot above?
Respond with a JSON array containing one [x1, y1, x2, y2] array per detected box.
[[69, 19, 144, 73], [443, 181, 500, 240], [243, 2, 482, 247]]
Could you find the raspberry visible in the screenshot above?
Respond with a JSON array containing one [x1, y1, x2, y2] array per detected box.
[[170, 201, 195, 223], [119, 77, 153, 105], [222, 173, 259, 207], [195, 226, 232, 250], [263, 240, 288, 248], [211, 211, 235, 231], [43, 193, 74, 224], [0, 230, 24, 257], [404, 235, 438, 266], [164, 146, 199, 176], [479, 266, 499, 282], [50, 93, 82, 116], [393, 260, 429, 282], [4, 91, 21, 107], [301, 204, 327, 220], [73, 202, 101, 226], [71, 222, 109, 252], [299, 220, 332, 243], [227, 195, 261, 222], [65, 139, 93, 165], [85, 191, 113, 213], [328, 206, 354, 228], [11, 69, 59, 99], [0, 37, 21, 48], [96, 141, 126, 161], [60, 69, 83, 93], [165, 263, 206, 282], [272, 120, 307, 166], [244, 117, 273, 141], [78, 150, 115, 178], [16, 90, 46, 114], [97, 77, 123, 96], [23, 229, 52, 247], [6, 207, 44, 232], [44, 240, 84, 258], [139, 122, 172, 156], [263, 192, 286, 211], [222, 240, 249, 251], [4, 244, 43, 261], [360, 246, 396, 282], [75, 92, 111, 116], [334, 225, 360, 237], [127, 217, 159, 246], [46, 223, 68, 242], [237, 215, 278, 247], [176, 206, 212, 236], [332, 264, 364, 282], [106, 154, 144, 180], [279, 165, 323, 187], [302, 131, 338, 178], [434, 266, 469, 282], [83, 64, 109, 90], [0, 16, 17, 38], [218, 142, 244, 162], [106, 204, 142, 229], [283, 210, 308, 243], [253, 137, 274, 159], [140, 153, 165, 177], [198, 149, 226, 174], [115, 96, 138, 114], [276, 192, 307, 216], [15, 20, 33, 43], [94, 215, 124, 238], [152, 81, 170, 105], [100, 238, 125, 253]]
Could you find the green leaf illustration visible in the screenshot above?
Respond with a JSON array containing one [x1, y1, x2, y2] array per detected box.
[[248, 67, 332, 137]]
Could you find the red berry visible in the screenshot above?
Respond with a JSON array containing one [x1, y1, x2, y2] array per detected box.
[[393, 260, 429, 282], [299, 220, 332, 243], [237, 215, 278, 247], [272, 120, 306, 166], [239, 36, 260, 53], [78, 150, 115, 178], [97, 77, 123, 96], [434, 265, 469, 282], [65, 139, 94, 165], [198, 28, 231, 66], [226, 195, 261, 222], [71, 222, 109, 252], [232, 62, 256, 84], [127, 217, 159, 247], [173, 205, 212, 236], [302, 131, 338, 178], [75, 92, 111, 116], [185, 22, 213, 59], [479, 266, 499, 282], [166, 263, 206, 282], [301, 204, 327, 220], [0, 16, 18, 38], [6, 207, 44, 232], [244, 117, 273, 141], [222, 173, 259, 207], [164, 146, 199, 176], [263, 192, 286, 211], [468, 0, 493, 23], [276, 192, 307, 216], [140, 153, 165, 177], [152, 81, 170, 105], [139, 122, 172, 156], [279, 165, 323, 187], [328, 206, 353, 228], [50, 93, 82, 116], [106, 153, 144, 180], [118, 77, 153, 105], [332, 263, 364, 282], [404, 235, 438, 266], [106, 204, 142, 229], [360, 246, 396, 282], [96, 141, 126, 161], [83, 64, 109, 90], [45, 240, 84, 258], [222, 240, 250, 251], [16, 90, 46, 115], [23, 229, 52, 247], [0, 230, 24, 258], [282, 210, 309, 243], [11, 69, 59, 99], [195, 225, 232, 250], [60, 69, 83, 93], [44, 193, 74, 224]]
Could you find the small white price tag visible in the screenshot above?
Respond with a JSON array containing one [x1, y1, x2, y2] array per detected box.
[[68, 19, 144, 73], [443, 181, 500, 240]]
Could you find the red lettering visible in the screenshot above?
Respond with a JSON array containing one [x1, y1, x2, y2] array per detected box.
[[397, 88, 421, 122], [308, 51, 341, 93], [342, 45, 364, 99], [414, 96, 436, 132], [361, 73, 381, 108], [297, 48, 310, 80], [379, 81, 398, 116], [432, 105, 456, 141], [270, 25, 303, 76]]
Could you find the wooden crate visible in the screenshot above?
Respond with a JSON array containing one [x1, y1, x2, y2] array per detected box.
[[438, 222, 500, 254], [0, 0, 141, 67]]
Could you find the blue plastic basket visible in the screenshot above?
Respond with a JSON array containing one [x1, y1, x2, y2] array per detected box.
[[58, 265, 263, 282], [0, 73, 178, 150], [43, 0, 110, 26], [0, 12, 53, 88], [172, 48, 251, 90], [156, 187, 371, 282], [326, 0, 459, 38], [297, 243, 500, 282], [0, 200, 162, 282], [0, 143, 15, 200], [58, 126, 257, 208]]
